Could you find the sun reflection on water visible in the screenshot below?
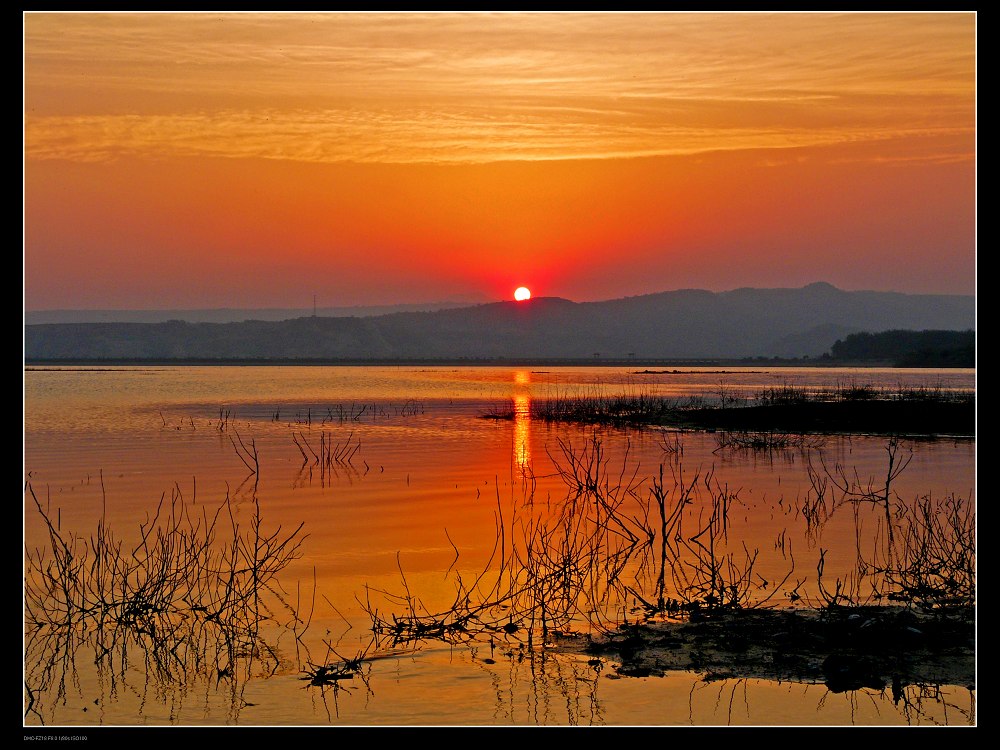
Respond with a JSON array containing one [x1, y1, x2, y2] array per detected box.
[[513, 371, 531, 471]]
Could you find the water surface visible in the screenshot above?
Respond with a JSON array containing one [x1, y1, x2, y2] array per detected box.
[[23, 366, 975, 727]]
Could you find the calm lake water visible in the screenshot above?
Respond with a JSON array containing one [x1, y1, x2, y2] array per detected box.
[[23, 366, 976, 727]]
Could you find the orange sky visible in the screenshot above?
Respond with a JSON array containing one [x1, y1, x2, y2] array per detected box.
[[23, 12, 976, 309]]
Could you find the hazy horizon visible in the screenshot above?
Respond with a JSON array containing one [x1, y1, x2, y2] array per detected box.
[[24, 283, 975, 361], [22, 280, 975, 316], [24, 12, 975, 310]]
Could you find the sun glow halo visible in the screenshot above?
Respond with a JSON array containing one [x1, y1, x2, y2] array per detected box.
[[514, 286, 531, 301]]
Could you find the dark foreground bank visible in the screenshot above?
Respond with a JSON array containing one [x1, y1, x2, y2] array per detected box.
[[575, 605, 975, 692]]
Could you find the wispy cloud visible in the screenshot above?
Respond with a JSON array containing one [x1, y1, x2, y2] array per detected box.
[[24, 12, 975, 164], [24, 109, 973, 165]]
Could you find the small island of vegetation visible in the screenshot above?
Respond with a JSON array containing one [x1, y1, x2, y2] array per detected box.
[[484, 381, 975, 438]]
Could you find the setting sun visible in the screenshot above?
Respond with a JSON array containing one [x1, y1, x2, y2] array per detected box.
[[21, 11, 977, 729]]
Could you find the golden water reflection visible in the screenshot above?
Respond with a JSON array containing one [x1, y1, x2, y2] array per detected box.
[[513, 370, 531, 472]]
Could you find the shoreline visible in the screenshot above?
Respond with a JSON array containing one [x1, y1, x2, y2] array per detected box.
[[23, 357, 973, 369]]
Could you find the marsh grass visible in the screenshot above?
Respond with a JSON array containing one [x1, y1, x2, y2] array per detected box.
[[361, 433, 974, 662], [880, 493, 975, 609], [754, 380, 974, 407], [714, 431, 827, 453], [358, 435, 650, 648], [624, 459, 804, 624], [289, 401, 425, 426], [290, 430, 370, 489], [533, 392, 680, 425], [23, 474, 307, 722], [480, 387, 681, 426], [359, 433, 796, 655], [799, 438, 975, 612], [482, 380, 974, 433]]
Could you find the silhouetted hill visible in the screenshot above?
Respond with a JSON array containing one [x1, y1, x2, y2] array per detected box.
[[23, 299, 486, 324], [24, 283, 975, 361], [828, 329, 975, 367]]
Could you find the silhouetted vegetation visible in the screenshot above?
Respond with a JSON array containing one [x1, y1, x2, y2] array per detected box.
[[483, 382, 975, 436], [24, 475, 308, 724], [827, 329, 975, 367], [358, 434, 974, 694], [24, 431, 975, 723]]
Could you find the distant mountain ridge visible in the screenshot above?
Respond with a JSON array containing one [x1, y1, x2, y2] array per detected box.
[[24, 299, 486, 325], [24, 283, 975, 361]]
